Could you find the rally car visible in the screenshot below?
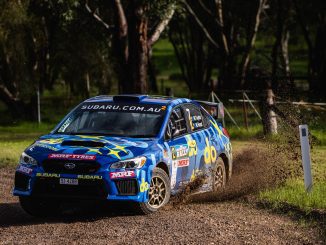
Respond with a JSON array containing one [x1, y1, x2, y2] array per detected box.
[[13, 95, 232, 216]]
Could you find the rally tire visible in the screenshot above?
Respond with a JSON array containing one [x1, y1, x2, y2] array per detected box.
[[137, 168, 171, 214], [19, 196, 61, 217], [212, 158, 226, 192]]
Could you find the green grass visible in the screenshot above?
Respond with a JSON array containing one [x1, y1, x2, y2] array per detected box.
[[0, 122, 55, 141], [0, 123, 55, 167], [152, 39, 181, 78], [152, 39, 189, 97], [227, 125, 263, 140], [260, 145, 326, 210], [312, 129, 326, 146], [0, 141, 32, 168], [260, 179, 326, 211]]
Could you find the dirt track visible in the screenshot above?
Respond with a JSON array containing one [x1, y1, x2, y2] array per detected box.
[[0, 143, 324, 244]]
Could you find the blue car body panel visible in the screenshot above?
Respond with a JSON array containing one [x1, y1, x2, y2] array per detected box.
[[13, 95, 232, 202]]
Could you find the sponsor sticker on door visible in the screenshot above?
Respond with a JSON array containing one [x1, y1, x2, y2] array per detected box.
[[171, 144, 189, 159], [173, 158, 190, 168]]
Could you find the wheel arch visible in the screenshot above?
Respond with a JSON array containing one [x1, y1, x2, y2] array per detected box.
[[156, 162, 170, 177], [219, 153, 230, 182]]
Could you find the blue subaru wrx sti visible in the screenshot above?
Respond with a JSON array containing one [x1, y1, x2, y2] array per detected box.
[[14, 95, 232, 215]]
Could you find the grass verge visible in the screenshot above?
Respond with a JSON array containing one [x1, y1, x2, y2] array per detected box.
[[259, 145, 326, 210]]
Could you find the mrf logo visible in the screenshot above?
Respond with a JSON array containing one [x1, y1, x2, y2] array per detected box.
[[110, 170, 136, 179], [175, 158, 189, 167]]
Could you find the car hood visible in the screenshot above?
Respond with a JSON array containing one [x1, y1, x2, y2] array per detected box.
[[25, 134, 157, 165]]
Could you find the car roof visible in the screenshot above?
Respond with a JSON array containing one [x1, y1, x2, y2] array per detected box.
[[84, 94, 193, 106]]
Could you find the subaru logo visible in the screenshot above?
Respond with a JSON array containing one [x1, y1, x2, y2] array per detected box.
[[64, 163, 76, 170]]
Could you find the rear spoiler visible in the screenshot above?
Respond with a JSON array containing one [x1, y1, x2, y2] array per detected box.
[[195, 100, 225, 125]]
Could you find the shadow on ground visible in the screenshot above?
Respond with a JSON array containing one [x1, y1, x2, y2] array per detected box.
[[0, 201, 142, 228]]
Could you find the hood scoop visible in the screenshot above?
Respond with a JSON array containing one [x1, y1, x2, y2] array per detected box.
[[61, 140, 105, 148]]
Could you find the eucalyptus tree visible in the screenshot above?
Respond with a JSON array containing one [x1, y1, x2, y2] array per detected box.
[[0, 0, 38, 118], [85, 0, 176, 93], [169, 9, 213, 93], [175, 0, 268, 90], [294, 0, 326, 96]]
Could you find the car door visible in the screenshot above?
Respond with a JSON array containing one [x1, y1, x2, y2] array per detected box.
[[164, 106, 193, 191], [182, 103, 215, 191]]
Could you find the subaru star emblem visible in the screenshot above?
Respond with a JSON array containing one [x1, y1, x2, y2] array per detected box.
[[64, 163, 76, 170]]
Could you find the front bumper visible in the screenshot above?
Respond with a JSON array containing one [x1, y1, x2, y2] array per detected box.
[[13, 165, 152, 203]]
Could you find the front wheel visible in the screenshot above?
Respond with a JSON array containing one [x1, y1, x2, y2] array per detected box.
[[138, 168, 171, 214], [212, 158, 226, 192]]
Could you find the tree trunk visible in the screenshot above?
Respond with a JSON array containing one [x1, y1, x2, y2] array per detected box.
[[0, 85, 32, 120], [219, 55, 238, 89], [311, 22, 326, 96], [85, 72, 90, 98], [260, 89, 278, 135], [148, 51, 158, 93], [129, 5, 148, 93], [280, 30, 293, 89], [239, 0, 266, 88]]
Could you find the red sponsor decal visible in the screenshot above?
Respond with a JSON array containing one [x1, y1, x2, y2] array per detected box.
[[110, 170, 136, 179], [48, 153, 96, 160], [176, 158, 189, 167]]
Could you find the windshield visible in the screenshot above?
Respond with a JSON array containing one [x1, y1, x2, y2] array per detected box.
[[55, 102, 167, 138]]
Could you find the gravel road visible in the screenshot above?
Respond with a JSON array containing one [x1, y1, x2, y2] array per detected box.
[[0, 144, 324, 244]]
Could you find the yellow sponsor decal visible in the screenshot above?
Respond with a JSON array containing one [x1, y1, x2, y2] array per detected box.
[[204, 137, 217, 164], [38, 138, 64, 145], [187, 109, 194, 131], [186, 135, 197, 157], [140, 178, 149, 192], [107, 148, 121, 159], [112, 144, 128, 153], [36, 173, 60, 178], [77, 175, 103, 180], [210, 120, 224, 139], [77, 135, 104, 140], [87, 148, 103, 154]]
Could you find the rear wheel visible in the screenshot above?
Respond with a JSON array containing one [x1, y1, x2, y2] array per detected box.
[[19, 196, 61, 217], [212, 158, 226, 191], [138, 168, 171, 214]]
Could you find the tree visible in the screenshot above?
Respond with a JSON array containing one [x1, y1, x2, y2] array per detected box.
[[265, 0, 294, 92], [182, 0, 267, 90], [169, 10, 213, 93], [85, 0, 176, 93], [0, 0, 38, 119], [0, 0, 113, 119], [294, 0, 326, 97]]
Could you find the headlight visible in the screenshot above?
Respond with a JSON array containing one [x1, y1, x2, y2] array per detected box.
[[110, 156, 146, 169], [20, 152, 38, 165]]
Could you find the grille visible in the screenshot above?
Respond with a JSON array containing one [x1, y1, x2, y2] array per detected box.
[[115, 179, 138, 195], [42, 159, 100, 174], [15, 172, 30, 191], [32, 178, 107, 199]]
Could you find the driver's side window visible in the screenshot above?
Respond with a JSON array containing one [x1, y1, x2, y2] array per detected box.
[[165, 107, 187, 140]]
